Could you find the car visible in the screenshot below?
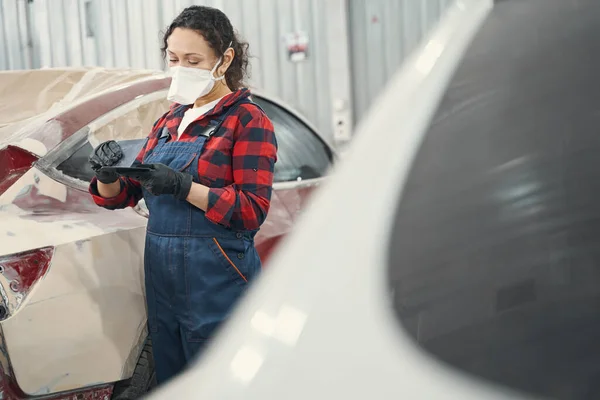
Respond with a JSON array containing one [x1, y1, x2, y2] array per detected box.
[[0, 67, 334, 399], [149, 0, 600, 399]]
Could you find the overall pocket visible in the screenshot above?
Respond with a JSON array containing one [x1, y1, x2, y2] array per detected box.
[[178, 152, 196, 172], [209, 237, 250, 284]]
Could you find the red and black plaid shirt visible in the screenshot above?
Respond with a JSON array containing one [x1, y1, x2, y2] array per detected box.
[[89, 88, 278, 231]]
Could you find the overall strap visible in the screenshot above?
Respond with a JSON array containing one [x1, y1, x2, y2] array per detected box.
[[208, 97, 265, 137], [158, 126, 170, 140], [159, 96, 264, 140]]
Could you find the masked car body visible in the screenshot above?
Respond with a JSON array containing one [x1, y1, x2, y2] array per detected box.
[[0, 68, 333, 399]]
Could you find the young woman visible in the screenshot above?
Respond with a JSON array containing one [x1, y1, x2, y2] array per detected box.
[[88, 6, 277, 384]]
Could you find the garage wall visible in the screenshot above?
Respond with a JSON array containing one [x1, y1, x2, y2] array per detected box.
[[2, 0, 454, 140], [348, 0, 454, 122], [0, 0, 34, 70], [24, 0, 334, 141]]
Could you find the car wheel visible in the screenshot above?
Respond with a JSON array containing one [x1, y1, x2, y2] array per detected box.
[[111, 339, 156, 400]]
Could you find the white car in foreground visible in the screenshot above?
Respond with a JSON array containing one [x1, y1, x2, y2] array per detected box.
[[151, 0, 600, 399]]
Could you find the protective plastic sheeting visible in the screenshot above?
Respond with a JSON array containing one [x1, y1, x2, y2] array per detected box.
[[0, 68, 161, 143]]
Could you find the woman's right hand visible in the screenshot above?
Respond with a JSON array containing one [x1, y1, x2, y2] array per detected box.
[[89, 140, 124, 184]]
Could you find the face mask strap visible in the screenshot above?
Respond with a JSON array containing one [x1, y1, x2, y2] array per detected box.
[[213, 41, 234, 80]]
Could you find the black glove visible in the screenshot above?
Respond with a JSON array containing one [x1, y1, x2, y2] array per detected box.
[[89, 140, 123, 184], [136, 163, 193, 201]]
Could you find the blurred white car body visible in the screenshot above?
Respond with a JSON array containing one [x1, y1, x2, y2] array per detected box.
[[147, 1, 530, 399]]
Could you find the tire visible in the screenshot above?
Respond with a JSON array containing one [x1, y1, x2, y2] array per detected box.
[[112, 339, 157, 400]]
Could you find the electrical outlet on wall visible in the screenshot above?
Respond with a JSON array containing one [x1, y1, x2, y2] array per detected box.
[[332, 99, 352, 146]]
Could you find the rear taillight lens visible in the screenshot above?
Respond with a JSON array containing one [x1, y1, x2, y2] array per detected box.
[[0, 146, 38, 197], [0, 248, 53, 321]]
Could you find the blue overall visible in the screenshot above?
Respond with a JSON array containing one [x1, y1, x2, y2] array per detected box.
[[142, 98, 262, 384]]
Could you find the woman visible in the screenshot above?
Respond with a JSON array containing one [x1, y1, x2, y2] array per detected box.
[[87, 6, 277, 384]]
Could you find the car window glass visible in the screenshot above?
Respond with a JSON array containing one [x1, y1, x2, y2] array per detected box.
[[55, 98, 170, 182], [54, 96, 332, 185], [252, 97, 332, 183], [387, 2, 600, 400]]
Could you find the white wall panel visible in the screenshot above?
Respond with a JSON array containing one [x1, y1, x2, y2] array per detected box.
[[0, 0, 30, 70], [324, 0, 353, 144], [255, 0, 280, 97], [79, 0, 97, 66], [92, 0, 114, 67], [126, 0, 146, 69], [349, 0, 453, 122], [47, 0, 68, 66], [110, 0, 132, 68], [32, 0, 51, 68], [310, 0, 333, 141], [240, 0, 262, 88], [64, 0, 83, 66], [142, 2, 162, 69]]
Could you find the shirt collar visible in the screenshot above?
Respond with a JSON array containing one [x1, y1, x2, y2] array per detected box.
[[171, 88, 251, 120], [165, 88, 251, 138]]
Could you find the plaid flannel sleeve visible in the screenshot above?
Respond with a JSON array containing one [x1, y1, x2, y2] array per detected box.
[[206, 109, 278, 230]]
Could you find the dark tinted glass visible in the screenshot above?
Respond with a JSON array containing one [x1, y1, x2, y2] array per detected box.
[[58, 98, 332, 184], [253, 97, 332, 183], [56, 139, 145, 182], [56, 142, 95, 182], [388, 1, 600, 399]]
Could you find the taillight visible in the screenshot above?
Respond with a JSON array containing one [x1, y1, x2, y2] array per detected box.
[[0, 248, 53, 321], [0, 146, 38, 197]]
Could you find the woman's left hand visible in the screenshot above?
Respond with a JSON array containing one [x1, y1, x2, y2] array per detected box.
[[136, 163, 193, 200]]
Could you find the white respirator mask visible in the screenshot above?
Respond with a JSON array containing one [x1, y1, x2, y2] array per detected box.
[[167, 44, 231, 105]]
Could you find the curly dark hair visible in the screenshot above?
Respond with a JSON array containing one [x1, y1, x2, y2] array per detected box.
[[161, 6, 250, 91]]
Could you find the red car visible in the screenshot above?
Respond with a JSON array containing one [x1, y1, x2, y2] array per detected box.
[[0, 68, 334, 399]]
